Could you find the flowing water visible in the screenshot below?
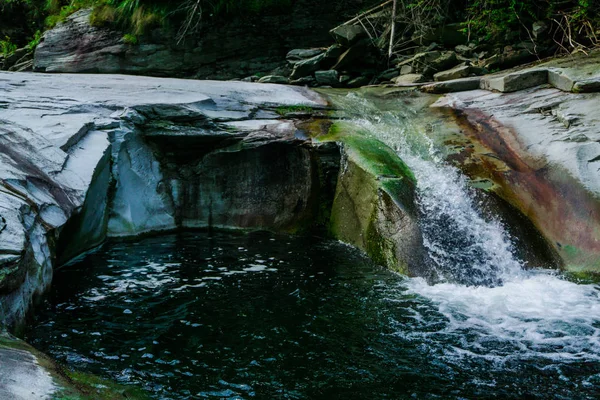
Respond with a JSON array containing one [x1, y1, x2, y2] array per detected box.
[[26, 91, 600, 399]]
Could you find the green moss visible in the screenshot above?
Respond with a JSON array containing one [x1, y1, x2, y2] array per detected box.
[[122, 33, 137, 44], [563, 270, 600, 284], [318, 122, 416, 183]]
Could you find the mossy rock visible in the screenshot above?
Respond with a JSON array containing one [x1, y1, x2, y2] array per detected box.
[[316, 122, 424, 275], [0, 332, 149, 400]]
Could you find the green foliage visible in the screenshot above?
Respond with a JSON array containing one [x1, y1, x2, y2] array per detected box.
[[0, 36, 17, 56], [26, 29, 42, 49], [122, 32, 137, 44]]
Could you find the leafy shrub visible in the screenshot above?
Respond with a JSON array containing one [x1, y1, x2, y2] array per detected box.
[[0, 36, 17, 56]]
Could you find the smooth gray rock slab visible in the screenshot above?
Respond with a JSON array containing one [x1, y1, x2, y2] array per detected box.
[[480, 69, 548, 92]]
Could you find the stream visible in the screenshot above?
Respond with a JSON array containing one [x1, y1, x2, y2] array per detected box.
[[25, 91, 600, 399]]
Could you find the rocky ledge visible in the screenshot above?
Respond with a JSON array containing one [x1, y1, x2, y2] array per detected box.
[[0, 73, 335, 328]]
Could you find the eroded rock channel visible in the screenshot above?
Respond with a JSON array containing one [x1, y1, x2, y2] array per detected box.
[[1, 68, 600, 399]]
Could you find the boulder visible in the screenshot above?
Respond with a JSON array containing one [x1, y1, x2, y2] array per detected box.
[[573, 78, 600, 93], [286, 48, 325, 64], [482, 49, 537, 71], [434, 64, 480, 82], [290, 53, 325, 79], [315, 70, 339, 86], [424, 51, 460, 75], [290, 76, 317, 86], [347, 75, 372, 87], [397, 51, 441, 73], [257, 75, 289, 84], [400, 65, 414, 75], [434, 74, 600, 274], [330, 24, 367, 47], [393, 74, 427, 85], [332, 39, 377, 71], [318, 122, 423, 276], [480, 69, 548, 92]]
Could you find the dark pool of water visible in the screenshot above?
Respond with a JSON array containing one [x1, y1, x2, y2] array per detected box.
[[26, 232, 600, 399]]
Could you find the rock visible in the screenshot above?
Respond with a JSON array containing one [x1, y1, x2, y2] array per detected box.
[[434, 64, 475, 82], [480, 69, 548, 92], [482, 49, 537, 71], [320, 44, 345, 70], [455, 44, 472, 56], [424, 51, 460, 75], [8, 59, 33, 72], [434, 65, 600, 273], [0, 332, 147, 399], [290, 53, 325, 79], [0, 71, 327, 327], [400, 65, 414, 75], [532, 21, 548, 39], [330, 24, 367, 47], [290, 76, 317, 86], [397, 51, 441, 73], [346, 75, 372, 87], [320, 122, 423, 276], [573, 78, 600, 93], [3, 48, 28, 70], [393, 74, 427, 85], [332, 39, 376, 71], [315, 70, 339, 86], [32, 0, 376, 80], [286, 48, 325, 64], [421, 77, 481, 93], [376, 68, 400, 82], [257, 75, 289, 84]]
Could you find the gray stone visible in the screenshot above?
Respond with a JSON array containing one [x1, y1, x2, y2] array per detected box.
[[455, 44, 472, 56], [548, 68, 575, 92], [393, 74, 427, 85], [257, 75, 289, 84], [290, 76, 317, 86], [286, 48, 325, 64], [315, 70, 339, 86], [573, 78, 600, 93], [532, 21, 548, 39], [480, 69, 548, 92], [290, 53, 325, 79], [397, 51, 441, 73], [400, 65, 414, 75], [425, 51, 460, 75], [347, 75, 372, 87], [421, 77, 481, 93], [330, 24, 367, 47], [434, 64, 473, 82]]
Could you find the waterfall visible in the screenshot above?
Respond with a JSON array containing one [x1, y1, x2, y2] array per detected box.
[[334, 92, 522, 286]]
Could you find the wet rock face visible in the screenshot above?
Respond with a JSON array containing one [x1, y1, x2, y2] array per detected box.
[[435, 86, 600, 274], [0, 72, 329, 328]]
